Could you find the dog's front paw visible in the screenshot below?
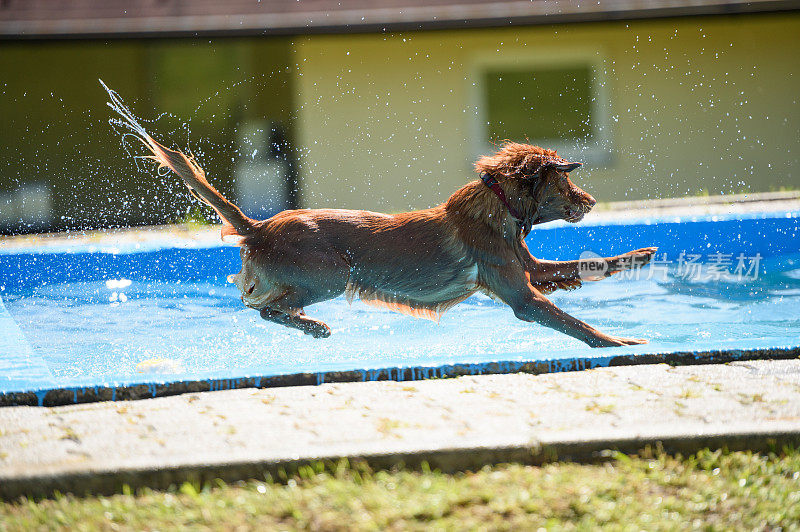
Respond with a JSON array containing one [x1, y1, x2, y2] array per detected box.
[[590, 335, 649, 348], [607, 247, 658, 274]]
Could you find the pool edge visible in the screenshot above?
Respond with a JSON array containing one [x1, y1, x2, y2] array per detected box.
[[2, 344, 798, 407]]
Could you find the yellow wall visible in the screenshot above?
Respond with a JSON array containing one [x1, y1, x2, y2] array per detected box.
[[295, 14, 800, 210]]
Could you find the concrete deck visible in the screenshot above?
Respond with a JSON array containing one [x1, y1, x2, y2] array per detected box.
[[2, 359, 800, 499]]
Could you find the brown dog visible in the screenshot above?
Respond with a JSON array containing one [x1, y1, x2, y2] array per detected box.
[[105, 84, 656, 347]]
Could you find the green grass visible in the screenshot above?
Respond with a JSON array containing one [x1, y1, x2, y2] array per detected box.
[[2, 448, 799, 531]]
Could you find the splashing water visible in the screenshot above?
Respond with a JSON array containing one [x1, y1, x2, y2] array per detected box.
[[100, 79, 174, 178]]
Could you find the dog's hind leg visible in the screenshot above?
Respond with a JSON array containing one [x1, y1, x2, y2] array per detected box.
[[260, 308, 331, 338], [256, 281, 347, 339]]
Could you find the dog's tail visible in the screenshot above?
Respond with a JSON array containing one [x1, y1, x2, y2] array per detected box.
[[100, 80, 255, 242]]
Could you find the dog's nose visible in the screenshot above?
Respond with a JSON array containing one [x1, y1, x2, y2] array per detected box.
[[585, 195, 597, 209]]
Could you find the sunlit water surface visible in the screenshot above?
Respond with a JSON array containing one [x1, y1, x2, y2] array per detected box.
[[4, 254, 800, 386]]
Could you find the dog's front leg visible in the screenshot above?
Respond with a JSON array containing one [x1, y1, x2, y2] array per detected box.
[[521, 240, 657, 283], [603, 247, 659, 277], [484, 263, 648, 348]]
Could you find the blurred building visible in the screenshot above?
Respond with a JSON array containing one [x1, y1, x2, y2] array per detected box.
[[1, 1, 798, 232]]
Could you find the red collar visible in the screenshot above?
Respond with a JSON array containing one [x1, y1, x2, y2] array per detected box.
[[479, 173, 524, 221], [480, 173, 549, 236], [479, 172, 528, 232]]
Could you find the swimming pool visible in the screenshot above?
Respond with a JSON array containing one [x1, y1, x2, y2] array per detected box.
[[2, 210, 799, 406]]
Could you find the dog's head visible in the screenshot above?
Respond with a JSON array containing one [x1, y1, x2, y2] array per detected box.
[[474, 142, 596, 225]]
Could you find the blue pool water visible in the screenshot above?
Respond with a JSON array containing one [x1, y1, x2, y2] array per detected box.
[[1, 210, 800, 402]]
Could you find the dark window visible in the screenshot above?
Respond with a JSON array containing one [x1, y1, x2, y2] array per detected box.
[[483, 65, 594, 142]]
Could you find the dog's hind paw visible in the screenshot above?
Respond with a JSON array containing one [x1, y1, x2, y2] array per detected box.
[[260, 307, 332, 338], [304, 321, 332, 339]]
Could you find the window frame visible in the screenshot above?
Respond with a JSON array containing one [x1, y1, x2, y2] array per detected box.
[[468, 49, 613, 166]]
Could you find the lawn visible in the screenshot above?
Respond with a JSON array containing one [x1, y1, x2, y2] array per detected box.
[[2, 448, 799, 531]]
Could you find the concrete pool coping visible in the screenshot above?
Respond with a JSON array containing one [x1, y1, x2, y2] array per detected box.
[[2, 344, 799, 407], [2, 359, 800, 499]]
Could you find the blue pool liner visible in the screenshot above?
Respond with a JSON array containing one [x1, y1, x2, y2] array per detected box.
[[0, 293, 57, 395]]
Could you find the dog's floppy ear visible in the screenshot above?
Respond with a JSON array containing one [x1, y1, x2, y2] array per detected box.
[[552, 162, 582, 172], [528, 159, 582, 179]]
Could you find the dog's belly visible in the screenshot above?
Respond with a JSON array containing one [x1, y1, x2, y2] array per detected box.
[[349, 261, 478, 303], [345, 261, 478, 321]]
